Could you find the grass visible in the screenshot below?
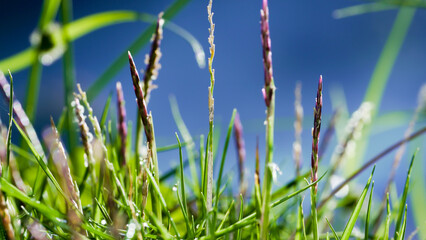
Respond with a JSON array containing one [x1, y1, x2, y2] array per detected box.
[[0, 0, 425, 239]]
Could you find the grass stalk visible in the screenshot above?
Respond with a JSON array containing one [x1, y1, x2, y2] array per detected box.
[[128, 51, 161, 220], [259, 0, 277, 238], [309, 76, 323, 240], [206, 0, 216, 236]]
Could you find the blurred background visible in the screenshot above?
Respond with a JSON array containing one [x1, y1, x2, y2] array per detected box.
[[1, 0, 426, 237]]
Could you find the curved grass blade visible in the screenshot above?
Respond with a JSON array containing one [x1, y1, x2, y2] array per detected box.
[[341, 166, 375, 240], [0, 49, 36, 73], [0, 178, 64, 222], [170, 96, 200, 198], [204, 172, 326, 239], [5, 71, 14, 176], [214, 109, 236, 228], [99, 92, 112, 130], [145, 165, 180, 238], [382, 193, 391, 240], [351, 7, 415, 172], [217, 200, 235, 231], [13, 118, 68, 203], [236, 195, 244, 240], [176, 133, 189, 226], [365, 181, 374, 240], [333, 3, 396, 19], [397, 204, 408, 240], [296, 197, 307, 240], [86, 0, 198, 101], [394, 149, 417, 237], [325, 218, 340, 240]]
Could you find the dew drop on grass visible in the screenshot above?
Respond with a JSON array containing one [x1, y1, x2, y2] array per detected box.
[[101, 219, 107, 225], [126, 222, 136, 238]]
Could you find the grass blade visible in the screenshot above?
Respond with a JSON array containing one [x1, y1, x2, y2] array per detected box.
[[170, 95, 200, 199], [325, 218, 340, 240], [86, 0, 195, 101], [382, 193, 391, 240], [12, 119, 67, 200], [394, 149, 417, 237], [365, 181, 374, 239], [214, 109, 236, 228], [341, 166, 375, 240], [145, 165, 180, 238]]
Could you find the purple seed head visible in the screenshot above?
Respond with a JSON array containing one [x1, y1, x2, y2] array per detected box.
[[311, 75, 323, 192], [116, 82, 127, 166], [143, 13, 164, 101], [128, 51, 153, 142], [233, 112, 246, 189], [260, 0, 274, 107]]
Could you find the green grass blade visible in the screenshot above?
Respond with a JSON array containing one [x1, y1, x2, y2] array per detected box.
[[325, 218, 340, 240], [38, 0, 61, 29], [410, 145, 426, 239], [5, 71, 14, 176], [365, 181, 375, 239], [64, 11, 154, 40], [25, 59, 42, 121], [394, 149, 417, 237], [296, 197, 307, 240], [176, 133, 189, 219], [214, 109, 236, 227], [217, 200, 235, 231], [0, 178, 64, 222], [341, 166, 375, 240], [382, 193, 391, 240], [333, 3, 396, 19], [311, 184, 319, 240], [145, 165, 180, 238], [208, 173, 326, 238], [0, 48, 36, 73], [61, 0, 79, 162], [100, 92, 112, 130], [170, 96, 200, 198], [145, 210, 172, 240], [351, 7, 415, 172], [12, 119, 67, 200], [397, 204, 408, 240], [236, 195, 244, 240]]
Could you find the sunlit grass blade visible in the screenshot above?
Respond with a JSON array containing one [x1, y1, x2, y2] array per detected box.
[[144, 165, 180, 238], [206, 172, 326, 239], [170, 95, 200, 198], [86, 0, 196, 101], [319, 126, 426, 209], [175, 132, 192, 236], [365, 181, 374, 240], [100, 92, 112, 130], [217, 200, 235, 231], [352, 7, 415, 172], [295, 197, 307, 240], [394, 149, 417, 237], [236, 194, 244, 240], [333, 3, 396, 19], [341, 166, 375, 240], [0, 178, 65, 223], [5, 71, 14, 176], [397, 204, 408, 240], [382, 193, 391, 240], [325, 218, 340, 240], [214, 109, 236, 228], [12, 119, 67, 200], [0, 48, 36, 73]]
